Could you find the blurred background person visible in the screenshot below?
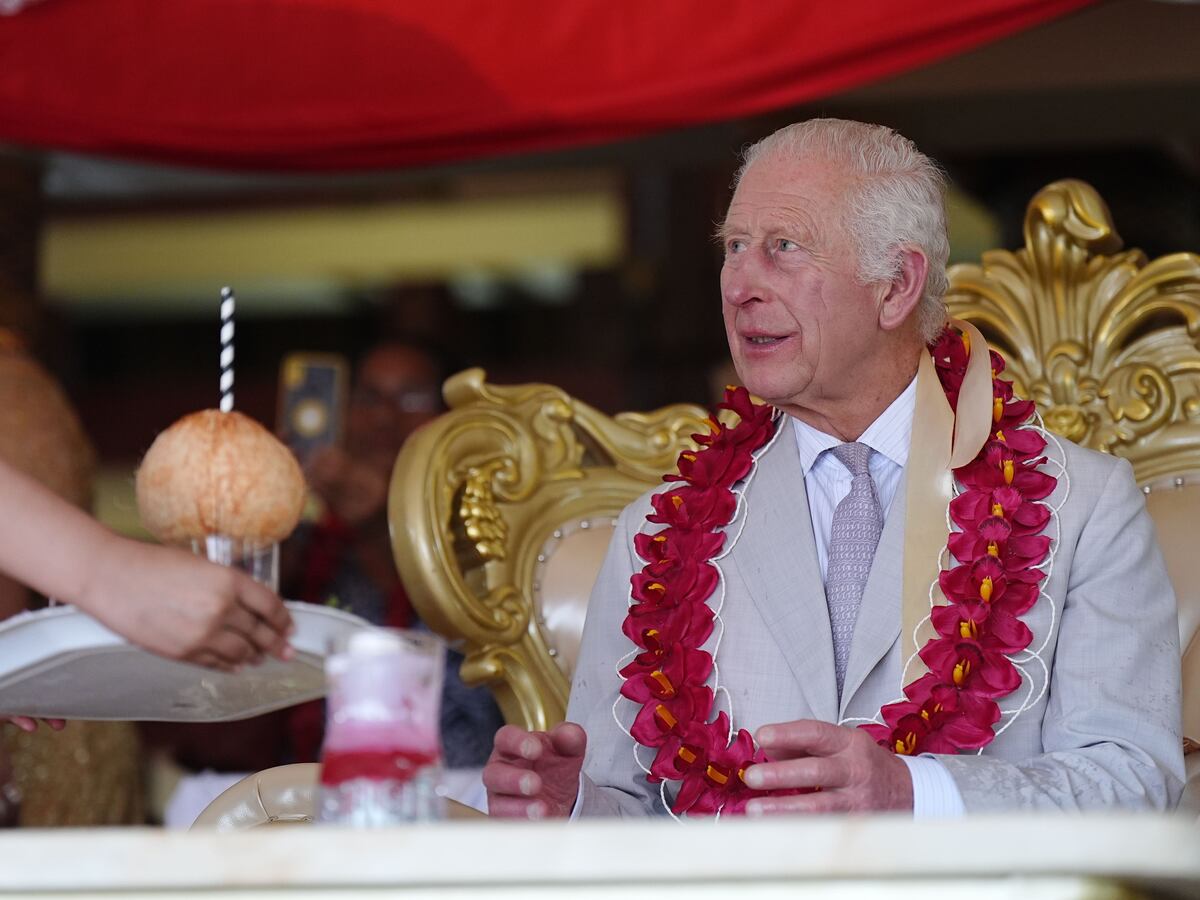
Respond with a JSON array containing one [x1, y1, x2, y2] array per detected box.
[[288, 342, 444, 629], [283, 339, 505, 769]]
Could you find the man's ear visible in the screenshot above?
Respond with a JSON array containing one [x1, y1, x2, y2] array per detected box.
[[878, 245, 928, 332]]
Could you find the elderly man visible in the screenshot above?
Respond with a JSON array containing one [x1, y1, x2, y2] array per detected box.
[[483, 119, 1185, 818]]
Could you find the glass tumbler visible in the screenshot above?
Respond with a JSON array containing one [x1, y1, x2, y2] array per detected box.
[[191, 535, 279, 592], [317, 628, 445, 826]]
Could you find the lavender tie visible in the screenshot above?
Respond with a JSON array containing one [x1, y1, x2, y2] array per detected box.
[[825, 442, 883, 697]]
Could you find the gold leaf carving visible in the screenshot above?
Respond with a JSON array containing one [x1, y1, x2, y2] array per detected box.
[[390, 368, 708, 730], [460, 462, 508, 561], [947, 180, 1200, 483]]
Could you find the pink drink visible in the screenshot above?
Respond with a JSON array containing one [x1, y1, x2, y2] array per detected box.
[[317, 630, 445, 825], [320, 747, 440, 786]]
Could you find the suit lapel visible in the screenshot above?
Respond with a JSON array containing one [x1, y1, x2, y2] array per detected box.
[[838, 467, 907, 718], [725, 421, 839, 724]]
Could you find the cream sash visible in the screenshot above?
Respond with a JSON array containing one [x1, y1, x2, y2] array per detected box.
[[900, 320, 994, 676]]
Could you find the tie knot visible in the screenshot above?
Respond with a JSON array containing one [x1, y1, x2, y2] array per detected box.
[[830, 441, 872, 476]]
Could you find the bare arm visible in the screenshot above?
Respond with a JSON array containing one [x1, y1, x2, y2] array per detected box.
[[0, 457, 294, 670]]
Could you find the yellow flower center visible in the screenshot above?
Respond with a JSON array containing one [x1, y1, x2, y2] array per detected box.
[[650, 671, 676, 698], [654, 704, 678, 731], [705, 764, 730, 786], [953, 659, 972, 686], [980, 576, 994, 603], [894, 731, 918, 755]]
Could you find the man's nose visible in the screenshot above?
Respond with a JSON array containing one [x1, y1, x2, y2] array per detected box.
[[722, 257, 768, 308]]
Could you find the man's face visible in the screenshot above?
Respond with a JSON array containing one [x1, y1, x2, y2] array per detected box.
[[346, 346, 440, 476], [720, 154, 884, 414]]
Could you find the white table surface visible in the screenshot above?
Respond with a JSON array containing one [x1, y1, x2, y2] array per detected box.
[[1, 814, 1197, 898]]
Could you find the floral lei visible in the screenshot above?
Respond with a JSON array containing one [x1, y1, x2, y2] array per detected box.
[[616, 328, 1056, 816]]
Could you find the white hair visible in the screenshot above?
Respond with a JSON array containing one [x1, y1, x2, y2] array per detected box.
[[735, 118, 949, 343]]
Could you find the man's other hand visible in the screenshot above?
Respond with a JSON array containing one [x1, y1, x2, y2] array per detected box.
[[483, 722, 586, 819], [742, 719, 913, 814]]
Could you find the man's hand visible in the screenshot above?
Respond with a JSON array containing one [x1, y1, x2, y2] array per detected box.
[[483, 722, 586, 819], [742, 719, 913, 814], [80, 536, 294, 671]]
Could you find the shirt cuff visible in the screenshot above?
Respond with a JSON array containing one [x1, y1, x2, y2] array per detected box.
[[567, 770, 586, 821], [899, 754, 966, 818]]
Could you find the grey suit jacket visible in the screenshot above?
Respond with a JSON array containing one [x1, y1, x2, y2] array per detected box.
[[566, 421, 1185, 815]]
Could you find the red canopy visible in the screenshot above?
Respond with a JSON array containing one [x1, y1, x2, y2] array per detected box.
[[0, 0, 1092, 171]]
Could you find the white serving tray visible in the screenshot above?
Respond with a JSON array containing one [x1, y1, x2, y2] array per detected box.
[[0, 601, 373, 722]]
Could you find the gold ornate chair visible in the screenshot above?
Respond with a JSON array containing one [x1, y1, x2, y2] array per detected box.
[[388, 369, 709, 731], [945, 180, 1200, 807]]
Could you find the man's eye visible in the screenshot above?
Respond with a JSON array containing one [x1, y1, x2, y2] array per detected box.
[[777, 239, 799, 252], [726, 239, 746, 254]]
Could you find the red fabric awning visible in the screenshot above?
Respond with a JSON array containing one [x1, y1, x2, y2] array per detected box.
[[0, 0, 1093, 171]]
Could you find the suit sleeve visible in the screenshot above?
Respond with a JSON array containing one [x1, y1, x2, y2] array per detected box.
[[938, 455, 1186, 811], [566, 493, 666, 817]]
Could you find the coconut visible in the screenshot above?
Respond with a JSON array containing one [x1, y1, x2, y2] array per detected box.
[[136, 409, 305, 545]]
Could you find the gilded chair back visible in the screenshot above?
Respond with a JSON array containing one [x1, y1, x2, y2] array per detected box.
[[945, 179, 1200, 767], [388, 368, 708, 731]]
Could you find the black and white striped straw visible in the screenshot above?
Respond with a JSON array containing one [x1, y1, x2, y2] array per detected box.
[[219, 286, 235, 412]]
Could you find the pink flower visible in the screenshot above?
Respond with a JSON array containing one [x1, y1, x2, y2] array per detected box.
[[996, 398, 1037, 432], [992, 428, 1046, 456], [629, 561, 719, 609], [649, 720, 713, 784], [622, 603, 715, 660], [930, 598, 1032, 655], [675, 716, 760, 816], [647, 486, 737, 531], [718, 387, 777, 439], [946, 517, 1050, 571], [868, 673, 1002, 754], [629, 684, 713, 747], [635, 529, 725, 566], [664, 442, 754, 489], [920, 638, 1021, 700], [620, 645, 713, 701]]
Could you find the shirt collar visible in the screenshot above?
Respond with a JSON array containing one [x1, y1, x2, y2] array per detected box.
[[790, 376, 917, 477]]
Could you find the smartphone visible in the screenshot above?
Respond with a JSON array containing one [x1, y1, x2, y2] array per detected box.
[[277, 352, 349, 464]]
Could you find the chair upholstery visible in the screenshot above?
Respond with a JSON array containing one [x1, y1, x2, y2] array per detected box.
[[388, 368, 709, 731], [190, 763, 484, 828], [945, 179, 1200, 808], [191, 763, 317, 829]]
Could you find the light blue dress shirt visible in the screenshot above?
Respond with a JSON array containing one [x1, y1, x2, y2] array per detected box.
[[790, 377, 965, 818]]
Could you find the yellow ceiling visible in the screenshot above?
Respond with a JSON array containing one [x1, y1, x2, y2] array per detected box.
[[41, 190, 625, 313]]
